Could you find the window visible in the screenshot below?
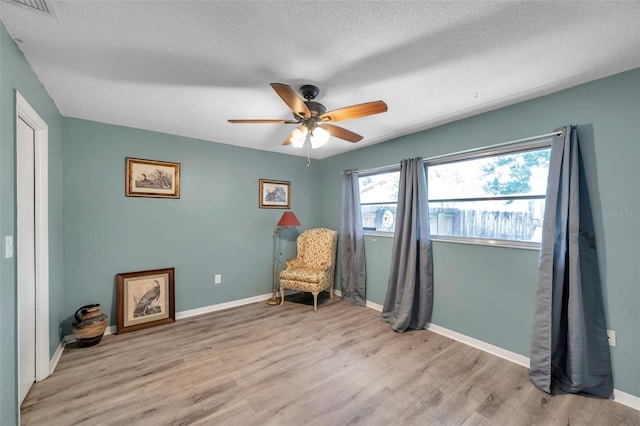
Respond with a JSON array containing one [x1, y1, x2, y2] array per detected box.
[[427, 144, 551, 245], [359, 170, 399, 232], [357, 141, 551, 247]]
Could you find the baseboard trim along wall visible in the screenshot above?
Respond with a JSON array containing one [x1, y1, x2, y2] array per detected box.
[[64, 292, 275, 342], [358, 292, 639, 412], [425, 323, 531, 368], [613, 389, 640, 412], [48, 341, 65, 377], [57, 289, 638, 411], [425, 324, 639, 410], [175, 292, 274, 320]]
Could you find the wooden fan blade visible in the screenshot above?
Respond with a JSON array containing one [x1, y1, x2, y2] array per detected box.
[[283, 134, 293, 146], [322, 123, 363, 143], [270, 83, 311, 119], [320, 100, 387, 122], [228, 119, 298, 124]]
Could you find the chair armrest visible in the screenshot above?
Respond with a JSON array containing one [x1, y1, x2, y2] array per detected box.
[[316, 261, 332, 270], [285, 258, 302, 269]]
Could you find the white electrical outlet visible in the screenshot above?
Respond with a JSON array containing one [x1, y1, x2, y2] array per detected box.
[[607, 329, 616, 347], [214, 274, 222, 284]]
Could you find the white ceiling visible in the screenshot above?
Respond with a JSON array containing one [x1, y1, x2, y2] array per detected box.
[[1, 1, 639, 159]]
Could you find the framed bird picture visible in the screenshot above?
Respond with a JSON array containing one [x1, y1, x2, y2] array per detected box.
[[125, 157, 180, 199], [116, 267, 175, 334]]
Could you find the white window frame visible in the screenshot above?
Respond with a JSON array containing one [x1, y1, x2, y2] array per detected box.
[[426, 139, 552, 250], [356, 139, 552, 249], [358, 166, 400, 237]]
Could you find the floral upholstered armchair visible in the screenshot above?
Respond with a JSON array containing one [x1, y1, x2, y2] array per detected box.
[[279, 228, 338, 311]]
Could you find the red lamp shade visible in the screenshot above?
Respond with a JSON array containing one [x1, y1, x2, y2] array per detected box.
[[277, 211, 300, 227]]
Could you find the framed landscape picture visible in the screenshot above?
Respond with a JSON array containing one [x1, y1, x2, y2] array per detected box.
[[259, 179, 290, 209], [116, 267, 175, 334], [126, 157, 180, 198]]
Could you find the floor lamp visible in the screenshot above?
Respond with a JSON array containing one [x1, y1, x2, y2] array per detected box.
[[266, 211, 301, 305]]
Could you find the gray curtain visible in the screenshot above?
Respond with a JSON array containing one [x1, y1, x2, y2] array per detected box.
[[529, 125, 613, 398], [382, 158, 433, 332], [340, 170, 366, 306]]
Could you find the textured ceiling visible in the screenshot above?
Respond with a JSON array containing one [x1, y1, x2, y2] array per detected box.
[[1, 1, 639, 159]]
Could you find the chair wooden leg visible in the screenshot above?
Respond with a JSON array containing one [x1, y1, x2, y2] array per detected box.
[[312, 291, 319, 312], [280, 286, 285, 305], [329, 286, 334, 299]]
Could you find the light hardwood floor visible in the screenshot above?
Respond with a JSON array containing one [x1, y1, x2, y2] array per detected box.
[[21, 294, 639, 425]]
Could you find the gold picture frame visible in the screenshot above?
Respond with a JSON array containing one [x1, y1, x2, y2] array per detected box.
[[126, 157, 180, 198], [116, 267, 175, 334], [259, 179, 291, 209]]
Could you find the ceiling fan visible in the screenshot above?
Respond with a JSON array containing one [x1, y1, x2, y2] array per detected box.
[[228, 83, 388, 149]]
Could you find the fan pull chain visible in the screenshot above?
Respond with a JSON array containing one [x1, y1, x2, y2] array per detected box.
[[306, 142, 311, 167]]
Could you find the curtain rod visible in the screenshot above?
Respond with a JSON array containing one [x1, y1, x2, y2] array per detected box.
[[345, 130, 563, 175], [422, 130, 562, 164]]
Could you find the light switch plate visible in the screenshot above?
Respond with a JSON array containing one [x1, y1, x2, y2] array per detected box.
[[5, 235, 13, 258]]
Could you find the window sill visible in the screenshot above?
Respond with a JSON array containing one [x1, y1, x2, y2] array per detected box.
[[363, 232, 540, 250], [363, 231, 394, 238], [430, 236, 541, 250]]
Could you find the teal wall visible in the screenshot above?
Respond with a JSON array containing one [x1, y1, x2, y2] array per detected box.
[[0, 23, 64, 425], [1, 17, 638, 424], [61, 118, 317, 332], [319, 69, 640, 398]]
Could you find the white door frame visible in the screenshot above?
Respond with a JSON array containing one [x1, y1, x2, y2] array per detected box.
[[16, 90, 49, 384]]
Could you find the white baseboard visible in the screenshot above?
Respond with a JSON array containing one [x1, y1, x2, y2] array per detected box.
[[57, 289, 640, 411], [63, 292, 274, 343], [423, 323, 640, 410], [47, 340, 66, 377], [366, 299, 383, 312], [348, 290, 639, 411], [425, 323, 530, 369], [334, 288, 385, 312], [359, 296, 639, 411], [175, 292, 273, 320], [361, 297, 530, 367], [613, 389, 640, 411]]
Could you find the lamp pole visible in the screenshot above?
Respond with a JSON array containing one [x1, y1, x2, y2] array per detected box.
[[266, 226, 282, 305], [266, 211, 300, 305]]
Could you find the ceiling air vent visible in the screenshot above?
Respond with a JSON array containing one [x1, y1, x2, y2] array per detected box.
[[3, 0, 57, 17], [12, 0, 48, 12]]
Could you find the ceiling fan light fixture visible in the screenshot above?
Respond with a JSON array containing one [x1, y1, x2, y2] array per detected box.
[[310, 126, 329, 149], [229, 83, 387, 151], [290, 125, 307, 148]]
